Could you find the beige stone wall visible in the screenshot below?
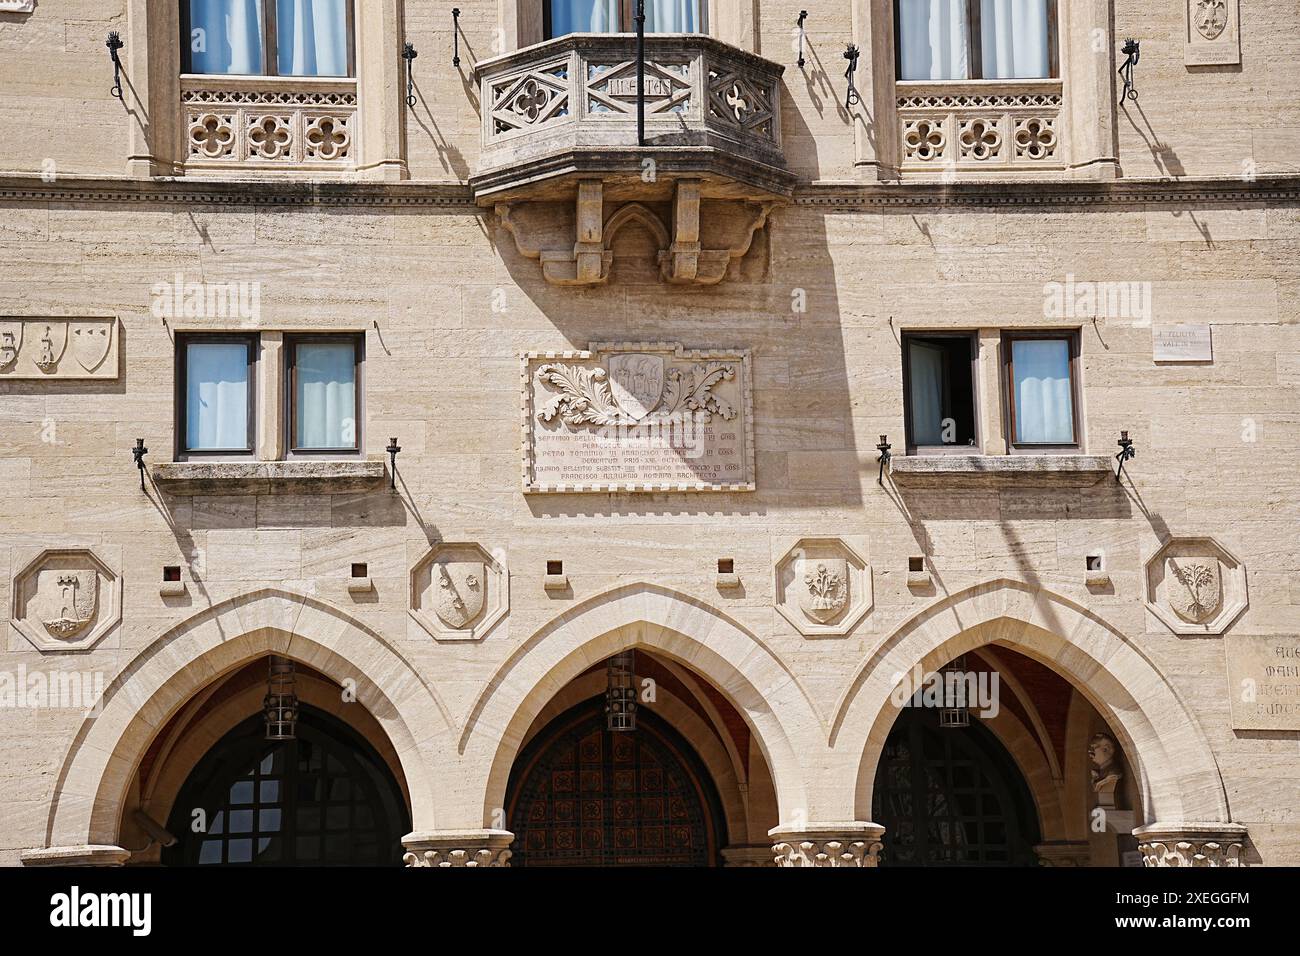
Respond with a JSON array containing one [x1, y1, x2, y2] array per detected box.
[[0, 0, 1297, 867]]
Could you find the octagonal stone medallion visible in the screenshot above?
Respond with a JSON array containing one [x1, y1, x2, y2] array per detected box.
[[409, 542, 508, 642], [774, 537, 873, 637], [10, 548, 122, 652], [1144, 536, 1247, 636]]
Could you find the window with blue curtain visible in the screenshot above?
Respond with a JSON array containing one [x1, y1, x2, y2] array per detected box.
[[183, 338, 253, 452], [292, 337, 359, 452], [545, 0, 702, 38], [1008, 337, 1076, 445], [896, 0, 1056, 80], [185, 0, 353, 77]]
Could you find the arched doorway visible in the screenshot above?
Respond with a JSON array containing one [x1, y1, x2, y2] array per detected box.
[[506, 700, 727, 866], [872, 708, 1040, 866], [162, 704, 410, 866]]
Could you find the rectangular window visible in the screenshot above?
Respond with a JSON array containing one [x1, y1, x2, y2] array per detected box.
[[545, 0, 702, 39], [178, 334, 256, 455], [1003, 332, 1079, 449], [895, 0, 1058, 80], [902, 332, 979, 454], [183, 0, 355, 77], [287, 334, 361, 454]]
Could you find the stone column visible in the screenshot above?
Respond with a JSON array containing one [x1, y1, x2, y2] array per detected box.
[[21, 845, 132, 867], [769, 822, 886, 868], [1034, 841, 1093, 867], [1133, 823, 1248, 867], [401, 830, 514, 868], [721, 844, 777, 867]]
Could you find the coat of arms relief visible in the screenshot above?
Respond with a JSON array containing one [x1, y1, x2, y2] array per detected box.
[[1166, 557, 1222, 623], [774, 538, 873, 637], [0, 317, 118, 379], [1184, 0, 1239, 65], [536, 354, 737, 428], [409, 543, 508, 642], [10, 548, 122, 652], [1144, 537, 1246, 636], [1194, 0, 1228, 40]]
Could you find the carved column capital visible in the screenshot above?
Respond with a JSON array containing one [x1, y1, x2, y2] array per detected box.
[[1034, 841, 1093, 867], [1133, 823, 1248, 867], [401, 830, 514, 868], [769, 822, 885, 868], [21, 845, 131, 867]]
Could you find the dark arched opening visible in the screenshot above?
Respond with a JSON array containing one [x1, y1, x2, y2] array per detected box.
[[872, 707, 1041, 866], [506, 699, 727, 866], [162, 704, 410, 866]]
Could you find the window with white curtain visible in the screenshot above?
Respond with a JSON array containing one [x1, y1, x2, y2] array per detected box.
[[545, 0, 702, 38], [903, 333, 979, 453], [896, 0, 1057, 81], [183, 0, 354, 77], [289, 335, 361, 453], [1004, 333, 1078, 448], [180, 336, 256, 454]]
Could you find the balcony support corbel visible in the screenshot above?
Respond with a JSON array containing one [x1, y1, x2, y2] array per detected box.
[[659, 179, 774, 286], [495, 180, 613, 287]]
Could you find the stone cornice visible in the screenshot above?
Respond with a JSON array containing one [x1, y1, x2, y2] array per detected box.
[[0, 173, 1297, 210]]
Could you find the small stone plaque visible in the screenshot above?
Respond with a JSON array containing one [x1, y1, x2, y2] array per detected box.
[[1184, 0, 1241, 67], [1153, 324, 1212, 363], [522, 342, 754, 493], [0, 317, 119, 379], [1225, 635, 1300, 731]]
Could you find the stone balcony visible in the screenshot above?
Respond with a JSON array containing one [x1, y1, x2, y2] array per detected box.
[[471, 34, 793, 287]]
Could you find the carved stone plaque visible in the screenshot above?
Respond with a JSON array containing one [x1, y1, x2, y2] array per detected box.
[[1185, 0, 1241, 66], [0, 317, 119, 379], [10, 548, 122, 652], [522, 342, 754, 493], [1153, 324, 1212, 362], [1225, 635, 1300, 731]]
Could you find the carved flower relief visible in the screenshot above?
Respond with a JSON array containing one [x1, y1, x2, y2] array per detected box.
[[247, 114, 293, 160], [799, 560, 848, 624], [1167, 558, 1222, 624], [958, 118, 1001, 161], [1014, 117, 1057, 160], [511, 78, 552, 124], [305, 115, 350, 161], [903, 119, 946, 162], [188, 112, 236, 159], [536, 360, 737, 429], [1195, 0, 1228, 41]]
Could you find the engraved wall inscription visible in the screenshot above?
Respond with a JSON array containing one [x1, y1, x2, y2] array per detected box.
[[1185, 0, 1241, 66], [1225, 635, 1300, 731], [0, 317, 119, 379], [1153, 324, 1213, 363], [522, 342, 754, 493]]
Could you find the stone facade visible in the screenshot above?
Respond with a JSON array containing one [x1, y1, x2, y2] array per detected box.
[[0, 0, 1298, 868]]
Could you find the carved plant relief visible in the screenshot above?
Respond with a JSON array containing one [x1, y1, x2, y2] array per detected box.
[[523, 343, 754, 494], [774, 538, 873, 637], [1144, 536, 1246, 635], [800, 561, 848, 624], [1167, 558, 1222, 623]]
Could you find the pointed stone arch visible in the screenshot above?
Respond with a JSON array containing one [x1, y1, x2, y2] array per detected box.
[[36, 589, 449, 852], [833, 579, 1231, 825], [457, 582, 825, 831], [602, 202, 671, 250]]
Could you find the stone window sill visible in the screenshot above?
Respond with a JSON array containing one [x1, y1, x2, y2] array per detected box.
[[889, 454, 1111, 488], [151, 460, 387, 495]]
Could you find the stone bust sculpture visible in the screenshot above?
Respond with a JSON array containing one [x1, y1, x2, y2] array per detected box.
[[1088, 732, 1124, 808]]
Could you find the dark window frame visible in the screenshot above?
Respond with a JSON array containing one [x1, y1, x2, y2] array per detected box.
[[1001, 329, 1082, 453], [180, 0, 358, 77], [901, 330, 981, 456], [543, 0, 706, 39], [893, 0, 1060, 81], [176, 332, 258, 459], [285, 332, 364, 457]]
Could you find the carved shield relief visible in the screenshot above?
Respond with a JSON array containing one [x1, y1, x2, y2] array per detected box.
[[798, 558, 849, 623], [0, 322, 21, 369], [71, 322, 113, 373], [1166, 557, 1222, 623], [1195, 0, 1228, 40], [33, 568, 98, 640], [607, 353, 665, 421], [433, 561, 486, 629]]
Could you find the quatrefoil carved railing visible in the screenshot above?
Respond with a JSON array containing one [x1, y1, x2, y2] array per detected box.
[[181, 75, 358, 171]]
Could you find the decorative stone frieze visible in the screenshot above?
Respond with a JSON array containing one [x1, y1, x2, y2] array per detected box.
[[1134, 824, 1248, 867], [181, 76, 357, 171], [20, 845, 131, 867], [401, 830, 514, 867], [774, 538, 873, 637], [10, 548, 122, 653], [897, 81, 1063, 175], [770, 823, 885, 867], [409, 542, 509, 642], [522, 341, 754, 493], [1143, 536, 1247, 636], [0, 317, 118, 379], [1185, 0, 1241, 66]]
